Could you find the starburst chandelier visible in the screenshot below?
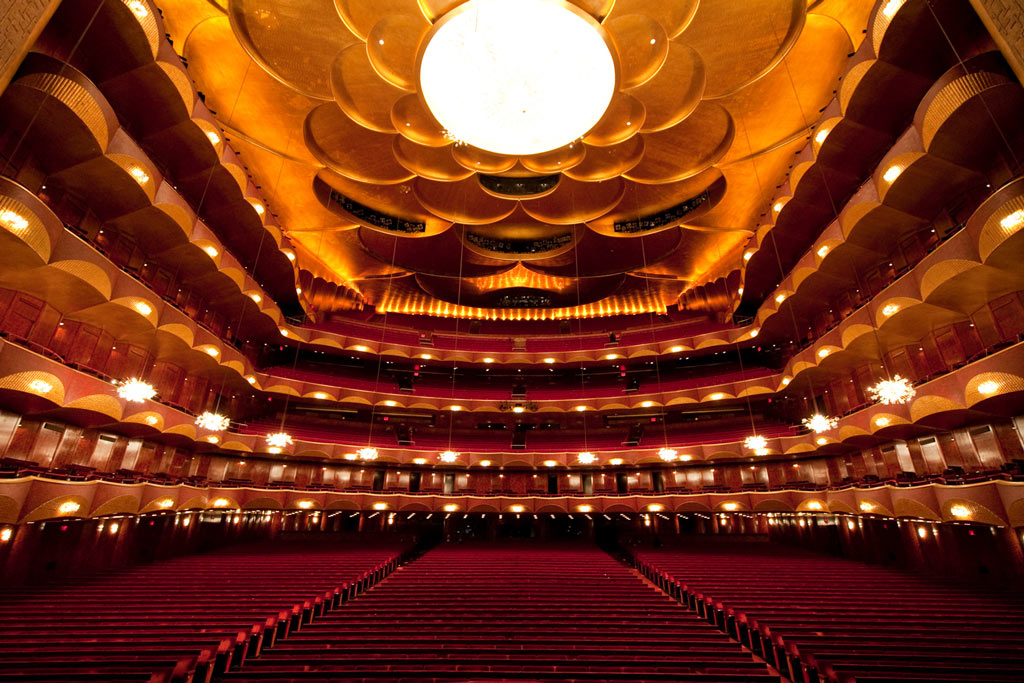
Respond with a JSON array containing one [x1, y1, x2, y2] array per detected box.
[[117, 378, 156, 403], [658, 448, 678, 462], [357, 447, 378, 460], [868, 375, 916, 405], [744, 435, 768, 454], [802, 413, 839, 434], [195, 411, 230, 431], [576, 451, 597, 464], [439, 450, 458, 463], [265, 432, 293, 449]]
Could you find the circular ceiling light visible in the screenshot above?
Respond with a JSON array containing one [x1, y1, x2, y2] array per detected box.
[[418, 0, 616, 156]]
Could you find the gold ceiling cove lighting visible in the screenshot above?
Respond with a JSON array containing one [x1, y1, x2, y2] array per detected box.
[[418, 0, 617, 155]]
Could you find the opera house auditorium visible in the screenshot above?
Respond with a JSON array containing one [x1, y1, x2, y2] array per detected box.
[[2, 0, 1024, 680]]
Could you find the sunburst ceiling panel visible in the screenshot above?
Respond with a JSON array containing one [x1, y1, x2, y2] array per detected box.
[[162, 0, 874, 318]]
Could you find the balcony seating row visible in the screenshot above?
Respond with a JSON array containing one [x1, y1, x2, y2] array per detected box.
[[267, 366, 775, 401], [631, 541, 1024, 683], [224, 542, 779, 682], [0, 537, 413, 682]]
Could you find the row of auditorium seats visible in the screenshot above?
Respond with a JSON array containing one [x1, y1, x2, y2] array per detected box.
[[224, 542, 780, 682], [0, 537, 414, 682], [630, 541, 1024, 682]]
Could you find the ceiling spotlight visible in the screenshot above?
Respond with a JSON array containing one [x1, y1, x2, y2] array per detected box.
[[807, 501, 823, 510], [881, 0, 904, 19], [58, 500, 81, 514], [814, 128, 830, 144], [482, 357, 495, 364], [817, 348, 830, 358], [195, 411, 229, 431], [443, 504, 458, 512], [803, 413, 838, 434], [354, 345, 369, 352], [816, 437, 828, 445], [314, 392, 329, 400], [28, 379, 53, 394], [858, 502, 875, 513], [647, 504, 664, 512], [874, 416, 890, 427], [781, 377, 791, 386], [207, 435, 220, 444], [206, 130, 220, 145], [412, 458, 427, 465], [543, 460, 558, 467], [128, 167, 149, 184], [882, 303, 900, 316], [575, 405, 587, 412], [449, 405, 462, 411], [949, 504, 971, 519], [816, 245, 830, 258], [266, 432, 293, 449], [640, 400, 653, 408], [543, 357, 556, 364], [510, 505, 525, 513], [743, 250, 754, 261], [383, 399, 396, 406], [478, 459, 491, 467], [1000, 208, 1024, 230], [439, 450, 458, 463], [134, 301, 152, 315], [0, 209, 29, 232], [977, 380, 999, 395], [604, 353, 620, 360], [512, 405, 525, 414], [203, 245, 218, 258], [773, 201, 784, 213], [577, 504, 592, 513], [212, 498, 230, 508], [298, 500, 314, 509], [722, 502, 738, 511], [420, 353, 433, 360], [669, 345, 684, 353], [868, 376, 915, 404], [775, 293, 786, 304], [372, 502, 388, 510], [250, 293, 262, 303], [117, 378, 156, 403], [708, 392, 725, 401], [882, 164, 902, 183], [246, 376, 257, 384], [609, 458, 623, 465]]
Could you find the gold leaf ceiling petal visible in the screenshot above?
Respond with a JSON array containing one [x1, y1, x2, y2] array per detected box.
[[416, 0, 462, 22], [391, 93, 448, 146], [451, 145, 518, 174], [681, 0, 805, 99], [413, 176, 517, 224], [314, 168, 439, 225], [717, 13, 852, 166], [228, 0, 359, 100], [366, 14, 432, 90], [520, 143, 587, 174], [564, 136, 646, 182], [623, 102, 735, 184], [585, 170, 723, 234], [393, 136, 475, 181], [520, 176, 625, 225], [627, 41, 705, 132], [183, 16, 319, 164], [304, 102, 415, 184], [605, 0, 700, 39], [330, 43, 408, 133], [583, 92, 645, 147], [335, 0, 424, 40], [605, 14, 669, 89]]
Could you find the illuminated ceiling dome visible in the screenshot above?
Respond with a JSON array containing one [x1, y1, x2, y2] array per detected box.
[[170, 0, 872, 319], [419, 0, 617, 155]]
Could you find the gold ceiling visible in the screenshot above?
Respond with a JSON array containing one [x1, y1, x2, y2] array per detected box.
[[159, 0, 873, 315]]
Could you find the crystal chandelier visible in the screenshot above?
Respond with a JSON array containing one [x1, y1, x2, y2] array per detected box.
[[117, 378, 156, 403], [744, 435, 768, 454], [265, 432, 293, 449], [576, 451, 596, 464], [357, 447, 378, 460], [802, 413, 838, 434], [439, 450, 458, 463], [868, 375, 916, 405], [658, 448, 678, 462], [195, 411, 229, 431]]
